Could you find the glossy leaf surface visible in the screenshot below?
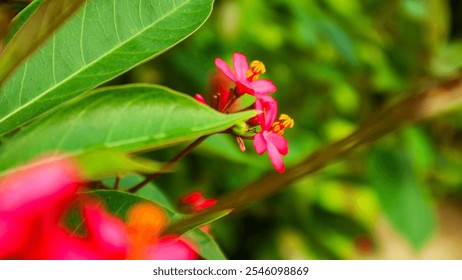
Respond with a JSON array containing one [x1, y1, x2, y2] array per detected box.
[[0, 0, 214, 135], [0, 85, 255, 172]]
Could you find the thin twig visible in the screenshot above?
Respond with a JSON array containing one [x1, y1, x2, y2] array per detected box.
[[127, 135, 209, 193], [165, 78, 462, 233], [114, 176, 120, 190]]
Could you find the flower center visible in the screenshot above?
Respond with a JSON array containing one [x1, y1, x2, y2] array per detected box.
[[272, 114, 294, 135], [126, 203, 166, 250], [246, 60, 266, 81]]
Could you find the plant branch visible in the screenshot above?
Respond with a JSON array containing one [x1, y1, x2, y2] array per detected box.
[[128, 135, 209, 193], [166, 78, 462, 233]]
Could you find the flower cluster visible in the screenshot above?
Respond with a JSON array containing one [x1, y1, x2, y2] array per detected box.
[[0, 157, 196, 260], [195, 52, 294, 173]]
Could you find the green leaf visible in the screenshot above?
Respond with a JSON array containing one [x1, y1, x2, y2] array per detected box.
[[184, 229, 227, 260], [100, 175, 177, 213], [0, 0, 85, 87], [0, 84, 256, 172], [88, 189, 181, 221], [136, 183, 177, 214], [75, 149, 164, 180], [0, 0, 214, 135], [401, 127, 434, 176], [368, 148, 436, 249], [4, 0, 44, 43], [318, 17, 358, 66], [165, 209, 233, 235]]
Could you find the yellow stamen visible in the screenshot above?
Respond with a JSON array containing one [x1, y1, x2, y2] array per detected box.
[[279, 114, 294, 128], [246, 60, 266, 81], [272, 114, 294, 136]]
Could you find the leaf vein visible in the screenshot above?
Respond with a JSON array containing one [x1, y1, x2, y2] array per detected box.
[[0, 0, 196, 125]]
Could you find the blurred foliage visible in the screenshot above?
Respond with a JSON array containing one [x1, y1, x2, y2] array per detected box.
[[119, 0, 462, 259]]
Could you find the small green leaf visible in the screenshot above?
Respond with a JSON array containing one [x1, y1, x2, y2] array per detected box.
[[184, 229, 227, 260], [401, 127, 434, 176], [368, 148, 436, 249], [135, 179, 177, 213], [0, 84, 256, 172], [76, 149, 164, 180], [0, 0, 214, 135], [165, 209, 233, 235], [100, 175, 177, 213], [88, 189, 178, 218], [3, 0, 44, 43], [318, 17, 358, 66], [0, 0, 85, 87]]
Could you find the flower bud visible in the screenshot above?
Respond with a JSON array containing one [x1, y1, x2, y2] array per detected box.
[[232, 121, 249, 136]]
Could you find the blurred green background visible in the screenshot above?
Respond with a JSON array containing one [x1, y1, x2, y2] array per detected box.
[[132, 0, 462, 259], [9, 0, 462, 259]]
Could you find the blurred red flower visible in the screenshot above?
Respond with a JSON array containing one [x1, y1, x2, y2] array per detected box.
[[0, 156, 196, 260]]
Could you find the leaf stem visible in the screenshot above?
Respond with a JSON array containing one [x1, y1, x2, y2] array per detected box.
[[114, 176, 120, 190], [128, 135, 209, 193]]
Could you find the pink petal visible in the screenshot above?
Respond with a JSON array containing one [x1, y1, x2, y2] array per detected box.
[[0, 215, 33, 259], [251, 79, 277, 95], [181, 191, 204, 204], [212, 72, 232, 110], [266, 132, 288, 155], [232, 52, 249, 81], [0, 157, 81, 258], [235, 80, 255, 95], [148, 236, 197, 260], [255, 97, 278, 130], [215, 58, 236, 82], [27, 227, 104, 260], [266, 137, 285, 173], [194, 198, 217, 212], [83, 202, 129, 259], [253, 132, 267, 154], [0, 157, 81, 214]]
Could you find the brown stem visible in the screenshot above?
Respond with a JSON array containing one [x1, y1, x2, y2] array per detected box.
[[114, 176, 120, 190], [127, 135, 209, 193], [222, 88, 240, 113], [165, 78, 462, 233]]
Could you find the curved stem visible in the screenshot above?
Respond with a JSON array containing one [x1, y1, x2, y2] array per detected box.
[[165, 78, 462, 233], [128, 135, 209, 193]]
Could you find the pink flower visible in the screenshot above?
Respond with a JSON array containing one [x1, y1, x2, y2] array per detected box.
[[27, 201, 130, 260], [255, 97, 278, 130], [147, 236, 198, 260], [254, 130, 289, 173], [253, 99, 294, 173], [215, 52, 277, 97], [0, 156, 197, 260], [0, 157, 81, 259]]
